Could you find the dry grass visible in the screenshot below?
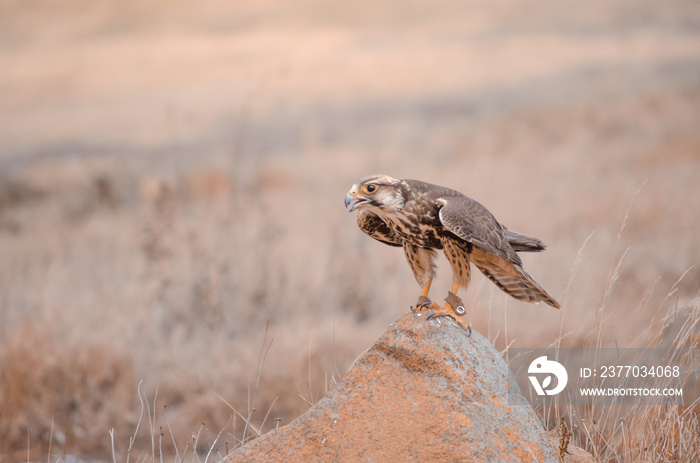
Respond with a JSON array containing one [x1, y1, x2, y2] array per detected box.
[[0, 0, 699, 461], [551, 298, 700, 462], [0, 321, 135, 460]]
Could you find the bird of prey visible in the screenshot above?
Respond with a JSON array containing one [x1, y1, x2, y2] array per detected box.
[[344, 174, 560, 332]]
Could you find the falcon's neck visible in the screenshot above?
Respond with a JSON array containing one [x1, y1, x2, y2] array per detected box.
[[371, 185, 443, 248]]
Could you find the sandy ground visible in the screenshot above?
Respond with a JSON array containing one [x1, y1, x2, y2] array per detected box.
[[0, 0, 699, 460]]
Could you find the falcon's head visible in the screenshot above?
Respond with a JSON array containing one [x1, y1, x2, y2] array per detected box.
[[345, 174, 405, 213]]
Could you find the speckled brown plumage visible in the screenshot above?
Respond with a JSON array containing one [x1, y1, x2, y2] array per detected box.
[[345, 175, 560, 320]]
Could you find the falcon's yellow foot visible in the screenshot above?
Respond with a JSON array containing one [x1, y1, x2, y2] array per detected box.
[[426, 302, 473, 337], [410, 295, 433, 313]]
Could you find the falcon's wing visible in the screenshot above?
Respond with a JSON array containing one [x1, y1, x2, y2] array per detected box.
[[437, 196, 522, 266], [357, 211, 403, 247]]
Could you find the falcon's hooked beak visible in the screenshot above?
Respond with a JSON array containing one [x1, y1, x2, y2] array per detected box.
[[345, 190, 366, 212]]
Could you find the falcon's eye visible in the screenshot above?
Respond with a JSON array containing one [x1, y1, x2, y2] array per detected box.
[[363, 184, 378, 194]]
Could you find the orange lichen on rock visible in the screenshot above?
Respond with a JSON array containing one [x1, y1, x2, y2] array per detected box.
[[225, 312, 585, 462]]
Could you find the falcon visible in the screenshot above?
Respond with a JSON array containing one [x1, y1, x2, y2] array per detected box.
[[344, 174, 560, 333]]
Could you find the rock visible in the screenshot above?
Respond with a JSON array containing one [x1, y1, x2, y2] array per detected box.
[[559, 444, 597, 463], [224, 312, 576, 462]]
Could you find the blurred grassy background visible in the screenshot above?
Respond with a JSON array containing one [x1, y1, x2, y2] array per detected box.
[[0, 0, 699, 460]]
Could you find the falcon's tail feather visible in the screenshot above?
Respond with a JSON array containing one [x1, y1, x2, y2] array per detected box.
[[505, 230, 546, 253], [475, 261, 561, 309]]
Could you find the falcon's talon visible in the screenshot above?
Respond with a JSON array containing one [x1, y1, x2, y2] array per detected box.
[[410, 297, 433, 314], [409, 305, 427, 313], [424, 304, 472, 333]]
